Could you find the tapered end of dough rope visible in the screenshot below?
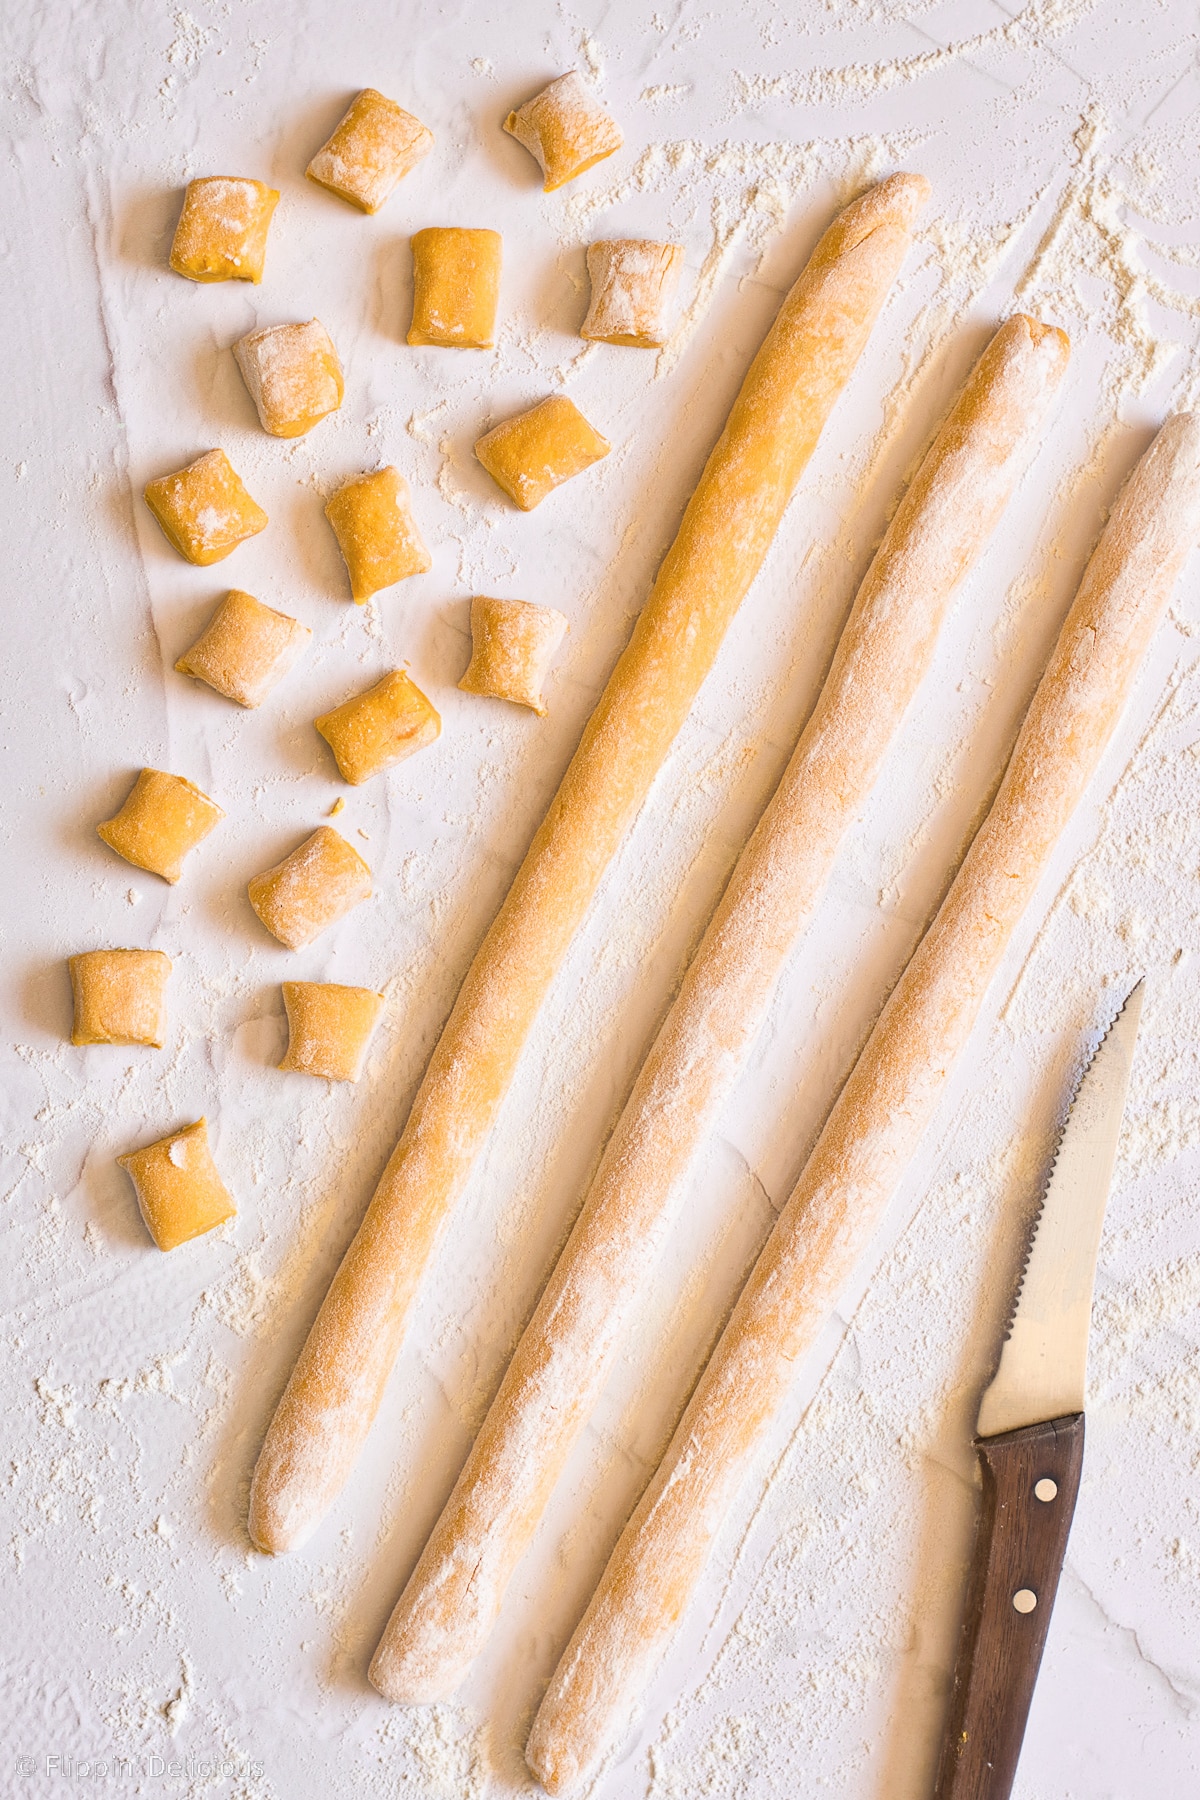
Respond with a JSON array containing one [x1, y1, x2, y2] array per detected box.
[[367, 1638, 454, 1706], [248, 1435, 324, 1555], [825, 169, 931, 256], [1012, 311, 1071, 357], [526, 1706, 580, 1795], [367, 1562, 479, 1703]]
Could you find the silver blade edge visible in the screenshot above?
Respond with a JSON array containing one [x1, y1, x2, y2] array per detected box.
[[976, 979, 1145, 1439]]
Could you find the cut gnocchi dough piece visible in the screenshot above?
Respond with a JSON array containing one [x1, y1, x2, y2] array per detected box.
[[316, 670, 441, 784], [233, 320, 344, 438], [175, 589, 311, 708], [459, 596, 567, 715], [144, 450, 268, 565], [581, 239, 684, 347], [248, 827, 372, 950], [97, 769, 224, 883], [169, 176, 279, 283], [69, 948, 171, 1047], [475, 396, 609, 511], [503, 72, 622, 192], [280, 982, 385, 1082], [408, 228, 502, 348], [307, 88, 434, 214], [118, 1118, 235, 1252], [325, 467, 432, 601]]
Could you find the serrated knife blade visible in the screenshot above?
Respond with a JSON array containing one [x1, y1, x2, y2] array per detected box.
[[976, 977, 1144, 1440]]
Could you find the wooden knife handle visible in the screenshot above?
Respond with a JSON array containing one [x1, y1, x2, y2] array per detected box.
[[932, 1413, 1085, 1800]]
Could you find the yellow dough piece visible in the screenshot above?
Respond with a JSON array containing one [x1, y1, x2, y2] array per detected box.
[[97, 769, 223, 883], [504, 72, 622, 192], [118, 1118, 235, 1252], [175, 589, 311, 708], [69, 949, 172, 1047], [408, 228, 502, 349], [475, 396, 609, 511], [233, 320, 344, 438], [169, 176, 279, 283], [280, 982, 385, 1082], [581, 239, 684, 347], [246, 174, 929, 1559], [525, 410, 1200, 1794], [325, 467, 432, 602], [459, 596, 567, 714], [247, 827, 372, 950], [307, 88, 434, 213], [315, 670, 441, 785], [144, 450, 268, 566]]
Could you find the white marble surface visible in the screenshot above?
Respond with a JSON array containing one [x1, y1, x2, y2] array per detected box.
[[3, 2, 1200, 1796]]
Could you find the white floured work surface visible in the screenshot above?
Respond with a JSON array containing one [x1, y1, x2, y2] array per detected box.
[[3, 3, 1200, 1795]]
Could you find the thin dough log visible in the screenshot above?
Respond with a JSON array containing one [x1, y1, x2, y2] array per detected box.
[[248, 172, 930, 1556], [368, 314, 1071, 1703], [525, 410, 1200, 1793]]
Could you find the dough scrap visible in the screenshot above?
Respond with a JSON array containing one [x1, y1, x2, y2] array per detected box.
[[307, 88, 433, 213], [459, 596, 567, 714], [69, 948, 172, 1047], [581, 240, 684, 347], [175, 589, 311, 708], [315, 670, 441, 785], [169, 177, 279, 283], [475, 396, 609, 511], [504, 72, 622, 192], [144, 450, 268, 566], [97, 769, 224, 883], [118, 1118, 235, 1252], [325, 467, 432, 601], [247, 826, 372, 949], [280, 982, 385, 1082], [408, 228, 502, 348], [234, 320, 344, 438]]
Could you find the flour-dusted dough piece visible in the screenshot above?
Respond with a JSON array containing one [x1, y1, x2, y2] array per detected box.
[[248, 174, 930, 1558], [525, 410, 1200, 1793], [280, 982, 385, 1082], [408, 228, 502, 348], [97, 769, 224, 883], [459, 595, 568, 714], [144, 450, 268, 566], [118, 1118, 235, 1252], [581, 239, 684, 347], [504, 72, 622, 192], [69, 948, 172, 1047], [175, 589, 311, 708], [169, 177, 279, 283], [315, 670, 441, 785], [325, 467, 432, 601], [248, 826, 371, 950], [368, 314, 1072, 1707], [476, 396, 609, 512], [307, 88, 434, 213], [233, 320, 344, 438]]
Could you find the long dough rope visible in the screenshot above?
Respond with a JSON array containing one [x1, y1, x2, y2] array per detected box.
[[368, 315, 1071, 1703], [525, 410, 1200, 1793], [249, 172, 931, 1555]]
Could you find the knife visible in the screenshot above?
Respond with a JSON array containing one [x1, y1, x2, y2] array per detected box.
[[932, 979, 1145, 1800]]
